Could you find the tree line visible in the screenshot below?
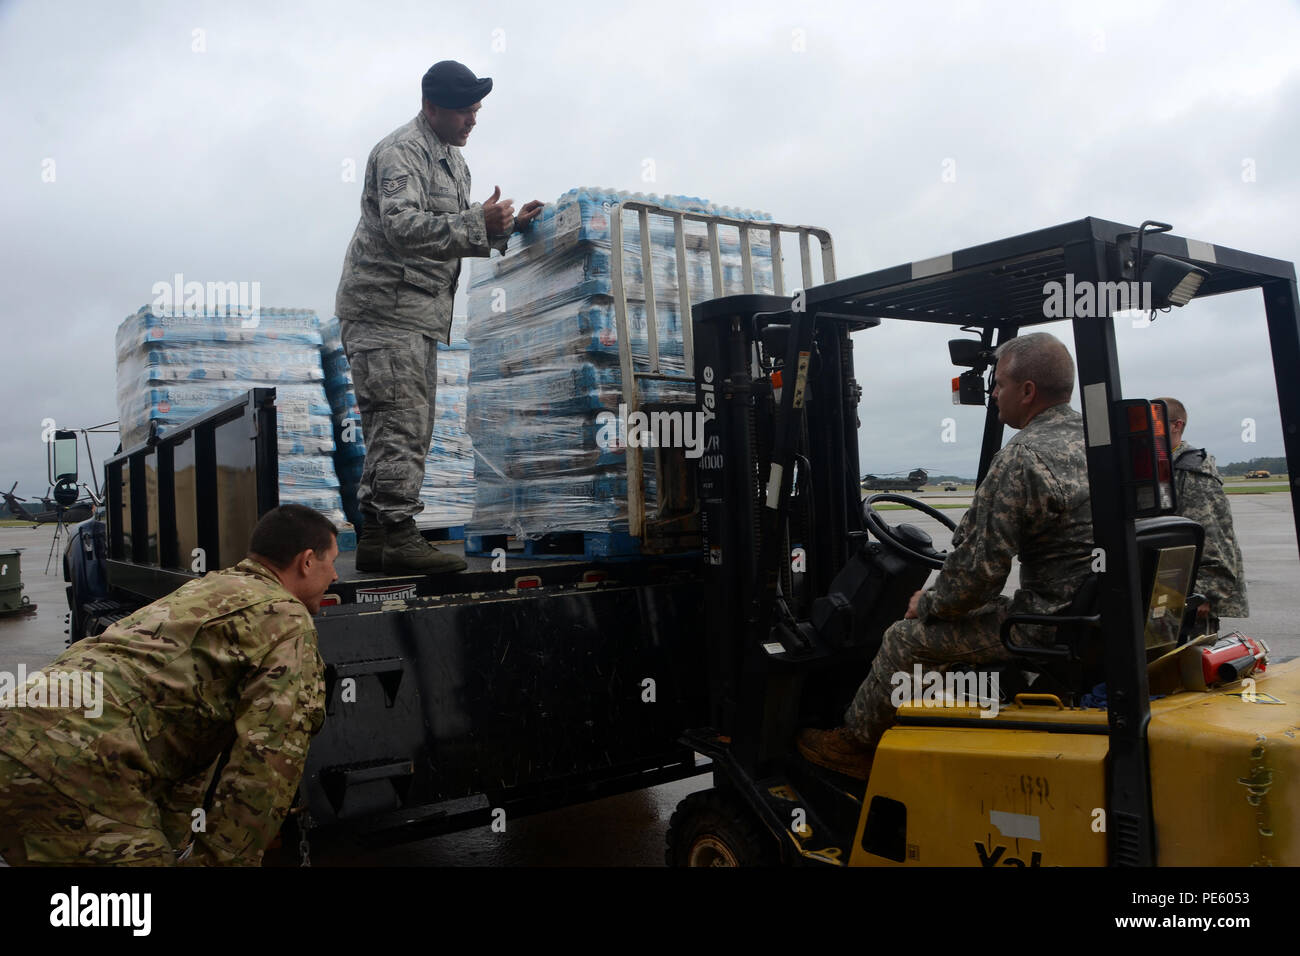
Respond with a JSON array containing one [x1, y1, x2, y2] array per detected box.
[[1219, 456, 1287, 476]]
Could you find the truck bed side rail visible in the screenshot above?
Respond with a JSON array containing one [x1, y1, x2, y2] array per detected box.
[[102, 388, 279, 602]]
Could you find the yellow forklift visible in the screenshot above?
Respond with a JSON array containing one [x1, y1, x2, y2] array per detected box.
[[667, 218, 1298, 866]]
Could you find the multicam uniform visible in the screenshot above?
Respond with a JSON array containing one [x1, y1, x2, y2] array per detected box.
[[846, 402, 1094, 746], [0, 559, 325, 866], [1173, 442, 1249, 632], [334, 111, 507, 526]]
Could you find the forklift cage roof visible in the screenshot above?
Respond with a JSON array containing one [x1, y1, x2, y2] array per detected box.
[[803, 216, 1296, 327], [792, 216, 1299, 865], [800, 215, 1300, 546]]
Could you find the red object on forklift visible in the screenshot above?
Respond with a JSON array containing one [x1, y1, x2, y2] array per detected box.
[[1200, 634, 1269, 685]]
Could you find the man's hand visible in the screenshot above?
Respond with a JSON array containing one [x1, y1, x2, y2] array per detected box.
[[904, 589, 923, 620], [482, 185, 516, 237], [514, 199, 544, 232]]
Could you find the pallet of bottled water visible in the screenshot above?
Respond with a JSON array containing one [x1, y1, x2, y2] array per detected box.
[[464, 188, 777, 543]]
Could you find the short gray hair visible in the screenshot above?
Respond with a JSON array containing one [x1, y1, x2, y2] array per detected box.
[[995, 332, 1075, 403], [1155, 396, 1187, 425]]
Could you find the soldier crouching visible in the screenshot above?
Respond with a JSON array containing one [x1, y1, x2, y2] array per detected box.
[[0, 504, 336, 866]]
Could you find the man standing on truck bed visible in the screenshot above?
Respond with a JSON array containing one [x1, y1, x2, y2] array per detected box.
[[0, 505, 335, 866], [1157, 397, 1249, 635], [798, 333, 1094, 779], [335, 60, 543, 575]]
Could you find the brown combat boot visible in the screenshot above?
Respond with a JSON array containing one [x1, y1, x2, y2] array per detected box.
[[796, 727, 874, 780], [355, 517, 384, 573], [381, 518, 467, 575]]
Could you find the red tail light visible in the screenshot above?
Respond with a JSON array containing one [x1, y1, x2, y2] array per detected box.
[[1116, 399, 1176, 516]]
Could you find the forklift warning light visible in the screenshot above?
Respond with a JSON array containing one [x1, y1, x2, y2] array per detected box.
[[952, 370, 985, 405]]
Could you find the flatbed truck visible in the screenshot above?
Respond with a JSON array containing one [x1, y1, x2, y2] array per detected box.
[[61, 212, 1300, 866]]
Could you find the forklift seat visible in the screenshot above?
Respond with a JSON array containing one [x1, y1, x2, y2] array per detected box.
[[998, 516, 1205, 703], [997, 573, 1103, 700]]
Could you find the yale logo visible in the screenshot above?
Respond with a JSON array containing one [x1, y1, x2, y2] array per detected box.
[[975, 841, 1042, 867]]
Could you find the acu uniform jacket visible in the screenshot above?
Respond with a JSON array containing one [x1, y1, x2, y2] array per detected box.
[[335, 111, 508, 341], [1173, 442, 1250, 618]]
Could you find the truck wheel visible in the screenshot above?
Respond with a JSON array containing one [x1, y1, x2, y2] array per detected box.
[[665, 788, 776, 867]]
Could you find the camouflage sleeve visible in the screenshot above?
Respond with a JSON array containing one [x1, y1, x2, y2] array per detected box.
[[916, 445, 1051, 620], [1178, 468, 1249, 617], [157, 758, 220, 850], [375, 142, 492, 260], [185, 611, 326, 866]]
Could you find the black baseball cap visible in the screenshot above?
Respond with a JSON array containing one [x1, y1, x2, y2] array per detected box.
[[421, 61, 493, 108]]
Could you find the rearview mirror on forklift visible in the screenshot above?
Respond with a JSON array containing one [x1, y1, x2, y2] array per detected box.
[[48, 429, 78, 486], [948, 338, 990, 367]]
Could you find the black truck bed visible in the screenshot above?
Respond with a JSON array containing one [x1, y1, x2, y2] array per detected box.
[[329, 538, 699, 605], [88, 390, 711, 843]]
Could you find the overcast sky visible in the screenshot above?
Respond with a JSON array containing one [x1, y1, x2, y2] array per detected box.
[[2, 0, 1297, 502]]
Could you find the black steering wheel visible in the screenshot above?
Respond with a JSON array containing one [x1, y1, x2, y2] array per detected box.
[[863, 493, 959, 570]]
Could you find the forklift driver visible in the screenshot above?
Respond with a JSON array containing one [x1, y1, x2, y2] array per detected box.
[[798, 332, 1095, 779]]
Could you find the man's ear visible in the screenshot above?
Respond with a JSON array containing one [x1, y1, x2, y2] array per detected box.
[[291, 548, 314, 579]]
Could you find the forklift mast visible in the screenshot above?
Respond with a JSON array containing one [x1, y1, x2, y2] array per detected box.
[[693, 293, 930, 770]]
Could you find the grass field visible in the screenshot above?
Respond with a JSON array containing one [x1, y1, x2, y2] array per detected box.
[[1223, 473, 1289, 494], [876, 502, 969, 511]]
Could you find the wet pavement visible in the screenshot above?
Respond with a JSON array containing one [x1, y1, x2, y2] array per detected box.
[[0, 524, 75, 673], [0, 494, 1295, 865]]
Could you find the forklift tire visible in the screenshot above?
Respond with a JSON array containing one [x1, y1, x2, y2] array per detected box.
[[665, 788, 777, 867]]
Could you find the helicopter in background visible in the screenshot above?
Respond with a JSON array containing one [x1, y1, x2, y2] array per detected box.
[[860, 468, 930, 493], [2, 482, 94, 524]]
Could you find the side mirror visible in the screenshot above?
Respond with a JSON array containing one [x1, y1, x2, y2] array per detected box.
[[49, 429, 78, 486], [948, 339, 987, 368]]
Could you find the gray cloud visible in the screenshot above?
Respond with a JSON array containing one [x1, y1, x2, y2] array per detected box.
[[1, 0, 1296, 499]]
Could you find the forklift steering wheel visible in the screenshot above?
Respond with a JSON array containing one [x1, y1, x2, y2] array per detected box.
[[862, 493, 958, 570]]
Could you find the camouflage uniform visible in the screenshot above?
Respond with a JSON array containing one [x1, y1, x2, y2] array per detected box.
[[846, 403, 1094, 746], [0, 559, 325, 866], [1173, 442, 1249, 632], [335, 111, 507, 526]]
